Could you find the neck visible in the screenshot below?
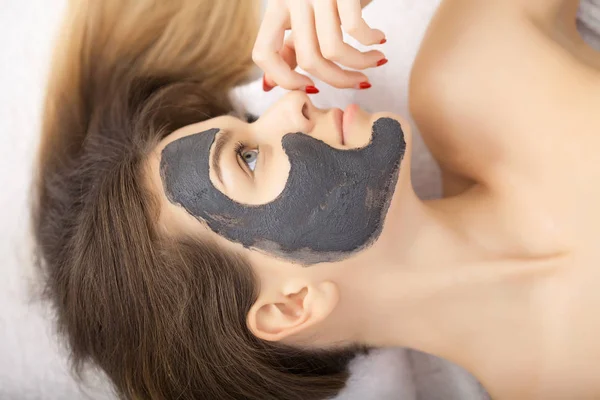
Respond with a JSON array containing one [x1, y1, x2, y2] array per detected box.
[[333, 186, 562, 392]]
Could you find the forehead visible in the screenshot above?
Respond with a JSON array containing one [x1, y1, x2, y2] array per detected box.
[[155, 115, 233, 154], [143, 116, 231, 239]]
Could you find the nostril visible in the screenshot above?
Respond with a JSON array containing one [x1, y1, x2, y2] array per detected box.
[[301, 103, 310, 120]]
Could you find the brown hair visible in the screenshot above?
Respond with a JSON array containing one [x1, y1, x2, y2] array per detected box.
[[33, 1, 361, 399]]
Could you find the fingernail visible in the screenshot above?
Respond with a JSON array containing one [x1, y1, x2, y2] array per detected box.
[[377, 58, 388, 67], [305, 85, 320, 94], [358, 81, 372, 90], [263, 76, 274, 92], [380, 38, 387, 44]]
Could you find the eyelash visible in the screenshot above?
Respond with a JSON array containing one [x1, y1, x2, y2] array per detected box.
[[234, 141, 257, 173], [234, 141, 245, 158], [234, 142, 246, 156]]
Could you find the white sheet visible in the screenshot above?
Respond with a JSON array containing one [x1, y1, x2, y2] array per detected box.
[[1, 0, 598, 399]]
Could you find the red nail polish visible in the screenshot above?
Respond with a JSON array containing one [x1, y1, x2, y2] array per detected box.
[[305, 85, 320, 94], [358, 82, 372, 90], [377, 58, 388, 67], [380, 38, 387, 44], [263, 76, 274, 92]]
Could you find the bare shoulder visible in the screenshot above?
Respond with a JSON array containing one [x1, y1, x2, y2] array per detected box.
[[408, 0, 600, 189]]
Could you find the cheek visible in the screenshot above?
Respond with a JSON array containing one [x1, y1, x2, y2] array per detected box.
[[252, 149, 291, 204], [244, 249, 292, 283]]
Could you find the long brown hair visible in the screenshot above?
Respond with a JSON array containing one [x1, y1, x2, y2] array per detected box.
[[33, 1, 361, 399]]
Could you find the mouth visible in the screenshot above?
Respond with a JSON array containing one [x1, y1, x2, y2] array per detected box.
[[332, 104, 361, 146], [342, 104, 359, 142]]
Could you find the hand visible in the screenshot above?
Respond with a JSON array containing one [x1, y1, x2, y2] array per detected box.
[[253, 0, 387, 92]]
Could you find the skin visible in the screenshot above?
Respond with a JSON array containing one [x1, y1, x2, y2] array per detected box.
[[408, 0, 600, 398], [144, 0, 600, 398]]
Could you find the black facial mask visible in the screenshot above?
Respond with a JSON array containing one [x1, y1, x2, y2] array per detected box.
[[160, 117, 406, 265]]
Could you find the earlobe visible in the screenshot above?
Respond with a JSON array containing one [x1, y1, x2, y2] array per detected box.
[[246, 281, 339, 343]]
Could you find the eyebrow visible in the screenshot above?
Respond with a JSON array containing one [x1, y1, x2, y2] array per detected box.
[[211, 129, 232, 188]]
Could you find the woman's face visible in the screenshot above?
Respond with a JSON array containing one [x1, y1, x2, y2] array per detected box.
[[147, 91, 412, 268]]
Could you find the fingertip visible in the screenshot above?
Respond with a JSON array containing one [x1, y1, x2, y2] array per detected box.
[[373, 29, 386, 45], [300, 77, 316, 90], [376, 58, 388, 67], [263, 75, 276, 92], [279, 79, 315, 92], [350, 74, 370, 88], [365, 49, 385, 60], [288, 71, 314, 90], [305, 85, 320, 94]]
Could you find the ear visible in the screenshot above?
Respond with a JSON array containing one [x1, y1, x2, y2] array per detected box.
[[246, 280, 339, 343]]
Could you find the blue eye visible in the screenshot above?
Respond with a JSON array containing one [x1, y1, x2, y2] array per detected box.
[[241, 149, 258, 171], [234, 141, 259, 172]]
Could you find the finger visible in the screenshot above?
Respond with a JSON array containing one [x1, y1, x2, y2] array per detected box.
[[288, 0, 368, 89], [264, 35, 298, 89], [253, 0, 314, 90], [281, 34, 299, 69], [337, 0, 385, 46], [314, 0, 384, 70]]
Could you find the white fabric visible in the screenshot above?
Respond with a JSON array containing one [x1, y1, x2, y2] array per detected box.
[[1, 1, 599, 399], [579, 0, 600, 49]]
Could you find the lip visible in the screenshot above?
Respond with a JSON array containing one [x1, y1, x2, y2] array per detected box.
[[342, 104, 359, 144], [333, 108, 345, 145]]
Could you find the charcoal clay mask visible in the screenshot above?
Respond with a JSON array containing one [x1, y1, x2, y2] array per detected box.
[[160, 117, 406, 265]]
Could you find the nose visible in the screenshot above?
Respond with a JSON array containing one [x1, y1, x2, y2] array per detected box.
[[255, 91, 317, 140]]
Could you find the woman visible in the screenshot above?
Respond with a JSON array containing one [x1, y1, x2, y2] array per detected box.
[[34, 1, 600, 400]]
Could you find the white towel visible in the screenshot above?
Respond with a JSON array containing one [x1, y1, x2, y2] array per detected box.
[[579, 0, 600, 49]]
